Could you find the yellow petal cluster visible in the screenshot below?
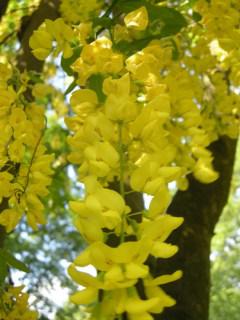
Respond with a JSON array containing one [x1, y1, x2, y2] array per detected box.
[[60, 0, 104, 23], [72, 37, 124, 85], [63, 7, 186, 316], [0, 286, 38, 320], [0, 65, 54, 232], [29, 18, 74, 60], [28, 1, 240, 319]]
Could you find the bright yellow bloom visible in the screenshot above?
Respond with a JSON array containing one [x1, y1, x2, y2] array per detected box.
[[103, 73, 139, 122], [0, 286, 38, 320], [193, 158, 219, 183], [30, 18, 74, 60], [60, 0, 104, 23], [70, 186, 128, 242], [124, 7, 149, 31], [72, 37, 123, 85]]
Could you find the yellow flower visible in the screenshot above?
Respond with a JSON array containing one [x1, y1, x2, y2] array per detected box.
[[104, 73, 138, 121], [140, 215, 184, 243], [45, 18, 74, 58], [0, 286, 38, 320], [29, 25, 53, 60], [124, 7, 149, 31], [8, 140, 25, 163], [193, 158, 219, 183], [0, 208, 22, 233], [60, 0, 104, 23], [0, 172, 13, 198], [32, 83, 53, 99], [70, 186, 128, 242], [0, 63, 12, 81], [73, 239, 151, 275], [70, 287, 98, 305], [72, 37, 123, 85]]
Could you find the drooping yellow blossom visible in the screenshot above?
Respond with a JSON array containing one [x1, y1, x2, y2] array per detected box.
[[0, 286, 38, 320], [124, 7, 149, 31], [29, 18, 74, 59], [28, 1, 240, 319], [72, 37, 123, 85], [60, 0, 104, 23], [0, 66, 54, 232]]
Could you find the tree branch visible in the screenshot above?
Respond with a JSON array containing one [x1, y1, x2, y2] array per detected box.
[[0, 0, 10, 21]]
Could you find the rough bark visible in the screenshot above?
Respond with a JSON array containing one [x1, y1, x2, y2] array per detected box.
[[154, 136, 238, 320]]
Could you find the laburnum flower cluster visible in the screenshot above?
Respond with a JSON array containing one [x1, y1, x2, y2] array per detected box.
[[0, 286, 38, 320], [183, 0, 240, 139], [27, 0, 240, 319], [0, 63, 54, 232]]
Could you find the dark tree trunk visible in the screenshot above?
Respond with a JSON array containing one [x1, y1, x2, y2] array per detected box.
[[154, 136, 238, 320], [0, 0, 10, 20]]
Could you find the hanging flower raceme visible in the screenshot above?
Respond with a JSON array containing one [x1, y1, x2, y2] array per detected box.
[[64, 33, 185, 319], [28, 0, 240, 319], [0, 64, 54, 232]]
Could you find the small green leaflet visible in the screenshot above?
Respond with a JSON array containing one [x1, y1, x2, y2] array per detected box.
[[0, 248, 29, 274], [114, 1, 187, 54], [64, 78, 78, 96], [147, 5, 187, 37], [61, 47, 82, 76], [116, 0, 187, 37], [115, 0, 147, 13], [88, 74, 106, 103]]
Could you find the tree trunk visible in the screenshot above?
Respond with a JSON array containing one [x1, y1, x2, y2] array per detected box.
[[0, 0, 10, 20], [154, 136, 238, 320]]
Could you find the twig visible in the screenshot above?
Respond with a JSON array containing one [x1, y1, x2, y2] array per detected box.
[[0, 30, 16, 45]]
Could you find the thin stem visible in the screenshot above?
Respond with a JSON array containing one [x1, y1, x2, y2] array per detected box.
[[124, 190, 135, 195], [103, 0, 119, 18], [22, 132, 43, 193], [0, 30, 16, 45], [127, 211, 143, 218]]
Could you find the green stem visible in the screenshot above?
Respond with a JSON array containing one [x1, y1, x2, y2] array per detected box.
[[127, 211, 143, 218], [103, 0, 119, 18]]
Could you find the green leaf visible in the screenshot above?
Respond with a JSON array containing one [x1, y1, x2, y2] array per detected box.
[[3, 250, 30, 273], [115, 38, 151, 55], [116, 0, 147, 13], [192, 11, 202, 22], [147, 6, 187, 37], [118, 1, 187, 37], [170, 39, 180, 60], [93, 16, 113, 29], [64, 78, 78, 96], [88, 74, 106, 103], [114, 3, 187, 54], [61, 47, 82, 76]]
